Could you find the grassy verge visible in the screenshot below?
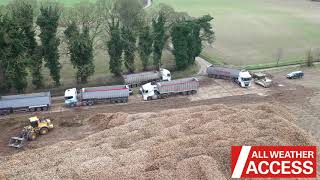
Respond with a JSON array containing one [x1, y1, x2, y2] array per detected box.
[[199, 52, 224, 65], [171, 63, 199, 79], [243, 59, 320, 70]]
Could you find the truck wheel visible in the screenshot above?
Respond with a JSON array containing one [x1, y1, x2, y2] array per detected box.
[[147, 97, 152, 101], [43, 106, 48, 111], [29, 108, 35, 112], [191, 90, 197, 94], [40, 127, 49, 135], [28, 132, 37, 141], [88, 101, 94, 106]]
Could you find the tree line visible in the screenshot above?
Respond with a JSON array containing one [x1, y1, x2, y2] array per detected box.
[[0, 0, 214, 93]]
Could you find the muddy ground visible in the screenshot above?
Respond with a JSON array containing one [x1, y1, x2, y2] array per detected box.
[[0, 66, 319, 159]]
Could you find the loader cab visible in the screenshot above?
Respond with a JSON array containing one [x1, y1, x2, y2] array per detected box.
[[29, 116, 39, 128], [238, 71, 252, 88], [141, 82, 157, 101], [64, 88, 78, 107], [160, 68, 171, 81]]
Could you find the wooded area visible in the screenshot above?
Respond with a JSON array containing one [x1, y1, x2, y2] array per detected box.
[[0, 0, 214, 93]]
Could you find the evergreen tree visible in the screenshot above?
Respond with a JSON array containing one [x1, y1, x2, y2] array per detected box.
[[171, 22, 190, 70], [171, 15, 214, 70], [10, 0, 43, 88], [152, 12, 167, 69], [0, 15, 28, 92], [122, 27, 136, 73], [107, 22, 123, 76], [65, 23, 95, 84], [36, 4, 61, 86], [138, 25, 153, 71]]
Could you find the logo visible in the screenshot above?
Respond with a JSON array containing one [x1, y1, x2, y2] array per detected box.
[[231, 146, 317, 178]]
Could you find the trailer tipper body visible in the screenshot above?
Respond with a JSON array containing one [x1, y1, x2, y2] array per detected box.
[[64, 85, 129, 107], [123, 68, 171, 88], [0, 92, 51, 115], [141, 77, 199, 101], [207, 65, 252, 88]]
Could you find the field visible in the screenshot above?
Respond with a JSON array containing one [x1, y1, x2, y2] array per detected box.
[[156, 0, 320, 65]]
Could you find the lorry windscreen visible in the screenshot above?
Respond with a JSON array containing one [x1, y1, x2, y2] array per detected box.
[[65, 96, 73, 100], [242, 78, 252, 81]]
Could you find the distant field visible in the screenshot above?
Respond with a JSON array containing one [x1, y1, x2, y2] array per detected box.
[[156, 0, 320, 65]]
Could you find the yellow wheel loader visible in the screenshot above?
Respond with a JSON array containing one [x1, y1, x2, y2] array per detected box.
[[9, 116, 54, 148]]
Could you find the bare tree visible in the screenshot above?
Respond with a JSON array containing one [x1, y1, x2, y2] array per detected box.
[[276, 48, 283, 66], [306, 48, 314, 67]]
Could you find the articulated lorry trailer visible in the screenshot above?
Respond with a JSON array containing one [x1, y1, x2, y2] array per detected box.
[[123, 68, 171, 88], [64, 85, 130, 107], [141, 77, 199, 101], [207, 65, 252, 88], [0, 92, 51, 115]]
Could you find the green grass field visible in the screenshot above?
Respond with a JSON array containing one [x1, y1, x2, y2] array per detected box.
[[155, 0, 320, 66]]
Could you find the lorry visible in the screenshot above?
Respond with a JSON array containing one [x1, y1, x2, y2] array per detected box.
[[252, 72, 272, 88], [141, 77, 199, 101], [123, 68, 171, 89], [207, 65, 252, 88], [64, 85, 130, 107], [0, 92, 51, 115], [286, 71, 304, 79]]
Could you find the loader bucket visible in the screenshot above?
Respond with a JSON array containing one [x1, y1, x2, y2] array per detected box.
[[8, 137, 27, 148]]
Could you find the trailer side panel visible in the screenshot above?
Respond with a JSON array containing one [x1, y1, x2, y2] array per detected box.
[[207, 65, 240, 79], [157, 78, 199, 94], [0, 92, 51, 110], [80, 85, 129, 100], [123, 71, 161, 85]]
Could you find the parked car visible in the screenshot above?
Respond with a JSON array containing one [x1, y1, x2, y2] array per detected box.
[[286, 71, 304, 79]]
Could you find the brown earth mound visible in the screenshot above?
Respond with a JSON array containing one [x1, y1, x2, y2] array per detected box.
[[0, 104, 317, 179]]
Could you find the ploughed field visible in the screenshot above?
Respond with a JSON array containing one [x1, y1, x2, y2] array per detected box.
[[0, 103, 317, 179]]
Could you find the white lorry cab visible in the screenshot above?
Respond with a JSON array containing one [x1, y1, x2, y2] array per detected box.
[[64, 88, 78, 107], [159, 68, 172, 81], [238, 71, 253, 87], [141, 83, 157, 101]]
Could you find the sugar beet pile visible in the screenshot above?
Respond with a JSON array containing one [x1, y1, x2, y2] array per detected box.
[[0, 104, 316, 179]]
